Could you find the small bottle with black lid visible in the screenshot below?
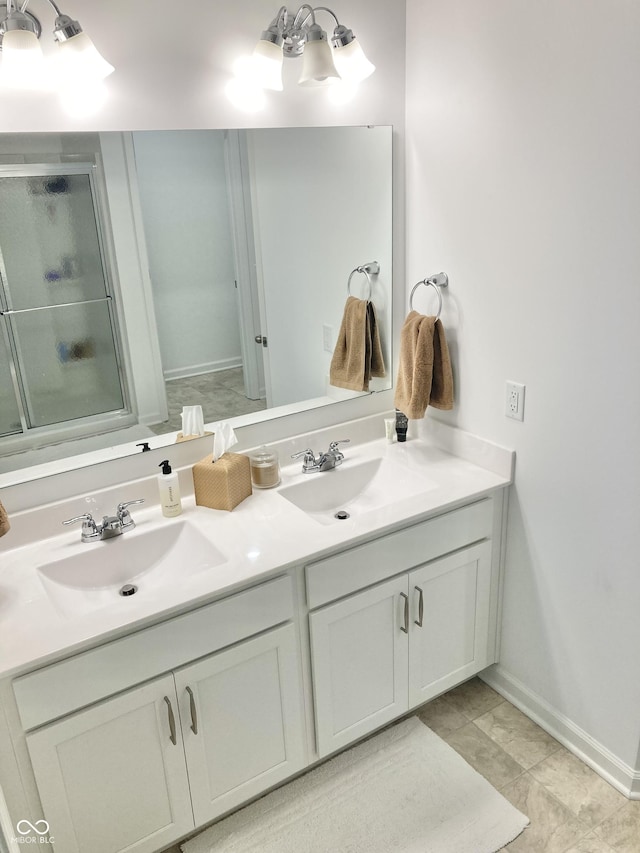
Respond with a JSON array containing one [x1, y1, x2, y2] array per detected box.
[[157, 459, 183, 517]]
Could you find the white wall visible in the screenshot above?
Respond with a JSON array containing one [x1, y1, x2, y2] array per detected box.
[[406, 0, 640, 782]]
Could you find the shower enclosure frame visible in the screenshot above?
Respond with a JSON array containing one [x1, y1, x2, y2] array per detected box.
[[0, 161, 136, 456]]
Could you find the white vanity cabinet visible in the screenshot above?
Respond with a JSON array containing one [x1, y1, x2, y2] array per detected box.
[[4, 482, 509, 852], [307, 500, 497, 757], [13, 576, 306, 853], [175, 624, 305, 827], [25, 675, 194, 853]]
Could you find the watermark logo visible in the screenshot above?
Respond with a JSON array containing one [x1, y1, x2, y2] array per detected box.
[[12, 820, 54, 845]]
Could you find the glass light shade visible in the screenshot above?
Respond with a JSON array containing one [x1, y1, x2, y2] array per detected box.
[[250, 39, 283, 91], [0, 28, 47, 90], [56, 31, 114, 82], [298, 38, 340, 87], [332, 38, 375, 83]]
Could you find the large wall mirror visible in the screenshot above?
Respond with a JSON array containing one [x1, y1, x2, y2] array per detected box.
[[0, 126, 392, 480]]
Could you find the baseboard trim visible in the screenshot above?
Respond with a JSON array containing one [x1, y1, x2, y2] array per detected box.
[[481, 665, 640, 800], [164, 357, 242, 382]]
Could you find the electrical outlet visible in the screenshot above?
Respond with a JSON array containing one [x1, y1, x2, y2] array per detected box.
[[505, 381, 525, 421], [322, 324, 333, 353]]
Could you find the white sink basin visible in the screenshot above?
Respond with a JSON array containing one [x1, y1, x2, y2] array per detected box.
[[36, 519, 226, 616], [278, 455, 437, 524]]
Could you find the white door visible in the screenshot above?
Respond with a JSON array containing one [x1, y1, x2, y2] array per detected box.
[[224, 130, 267, 402], [310, 575, 410, 758], [175, 623, 305, 826], [408, 542, 492, 708], [26, 675, 194, 853]]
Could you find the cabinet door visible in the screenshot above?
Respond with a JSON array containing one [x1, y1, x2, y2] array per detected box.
[[310, 575, 409, 758], [25, 675, 194, 853], [175, 622, 305, 826], [408, 541, 492, 708]]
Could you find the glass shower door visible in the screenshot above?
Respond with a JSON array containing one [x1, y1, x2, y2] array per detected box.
[[0, 165, 128, 440]]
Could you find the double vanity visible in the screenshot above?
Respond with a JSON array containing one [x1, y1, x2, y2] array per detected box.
[[0, 415, 513, 852]]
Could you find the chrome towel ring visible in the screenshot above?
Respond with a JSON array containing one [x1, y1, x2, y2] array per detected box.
[[409, 272, 449, 318], [347, 261, 380, 301]]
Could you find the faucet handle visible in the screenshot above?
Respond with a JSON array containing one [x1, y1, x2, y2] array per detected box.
[[62, 513, 99, 540], [117, 499, 145, 528], [291, 449, 316, 462], [116, 499, 145, 517], [63, 512, 96, 529], [328, 439, 350, 452]]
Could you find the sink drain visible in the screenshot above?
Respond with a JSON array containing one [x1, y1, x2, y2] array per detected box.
[[334, 510, 350, 520], [119, 584, 138, 597]]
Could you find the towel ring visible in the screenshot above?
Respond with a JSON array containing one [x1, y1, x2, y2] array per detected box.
[[347, 261, 380, 301], [409, 272, 449, 318]]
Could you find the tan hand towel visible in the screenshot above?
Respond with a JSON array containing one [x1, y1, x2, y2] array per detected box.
[[367, 301, 386, 380], [429, 317, 454, 410], [394, 311, 453, 419], [0, 499, 10, 538], [330, 297, 385, 392]]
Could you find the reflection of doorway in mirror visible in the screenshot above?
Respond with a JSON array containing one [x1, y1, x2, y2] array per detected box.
[[132, 130, 264, 435]]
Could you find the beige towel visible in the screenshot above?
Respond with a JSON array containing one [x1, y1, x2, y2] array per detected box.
[[394, 311, 454, 419], [0, 499, 10, 538], [330, 296, 385, 392]]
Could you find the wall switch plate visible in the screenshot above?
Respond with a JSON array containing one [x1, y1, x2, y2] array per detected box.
[[322, 324, 333, 353], [505, 381, 525, 421]]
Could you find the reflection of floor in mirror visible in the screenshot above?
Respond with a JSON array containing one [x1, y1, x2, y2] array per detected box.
[[148, 368, 267, 435]]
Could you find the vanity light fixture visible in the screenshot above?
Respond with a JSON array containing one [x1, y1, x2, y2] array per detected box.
[[227, 4, 374, 110], [0, 0, 113, 94]]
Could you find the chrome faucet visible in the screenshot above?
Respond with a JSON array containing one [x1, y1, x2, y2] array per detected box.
[[63, 499, 145, 543], [291, 440, 350, 473]]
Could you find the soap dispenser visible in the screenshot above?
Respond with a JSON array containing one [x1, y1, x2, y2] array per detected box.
[[158, 460, 183, 518]]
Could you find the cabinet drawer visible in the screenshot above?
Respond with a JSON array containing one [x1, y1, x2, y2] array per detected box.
[[14, 574, 293, 731], [305, 498, 493, 609]]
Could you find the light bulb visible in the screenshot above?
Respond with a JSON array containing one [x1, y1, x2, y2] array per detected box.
[[225, 67, 266, 112], [327, 79, 359, 105], [58, 79, 108, 117], [250, 38, 283, 91]]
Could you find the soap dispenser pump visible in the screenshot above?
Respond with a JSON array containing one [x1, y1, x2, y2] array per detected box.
[[158, 459, 183, 518]]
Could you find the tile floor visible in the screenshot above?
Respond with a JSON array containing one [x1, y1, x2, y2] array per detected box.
[[148, 368, 266, 436], [416, 678, 640, 852], [166, 678, 640, 853]]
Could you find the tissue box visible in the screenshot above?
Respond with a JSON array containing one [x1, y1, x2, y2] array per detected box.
[[193, 452, 252, 511], [175, 431, 213, 443]]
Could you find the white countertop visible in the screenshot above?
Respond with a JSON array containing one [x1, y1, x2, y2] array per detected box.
[[0, 423, 513, 680]]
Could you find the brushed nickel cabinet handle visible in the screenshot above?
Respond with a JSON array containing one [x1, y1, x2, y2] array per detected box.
[[415, 586, 424, 627], [400, 593, 409, 634], [164, 696, 177, 745], [186, 686, 198, 735]]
